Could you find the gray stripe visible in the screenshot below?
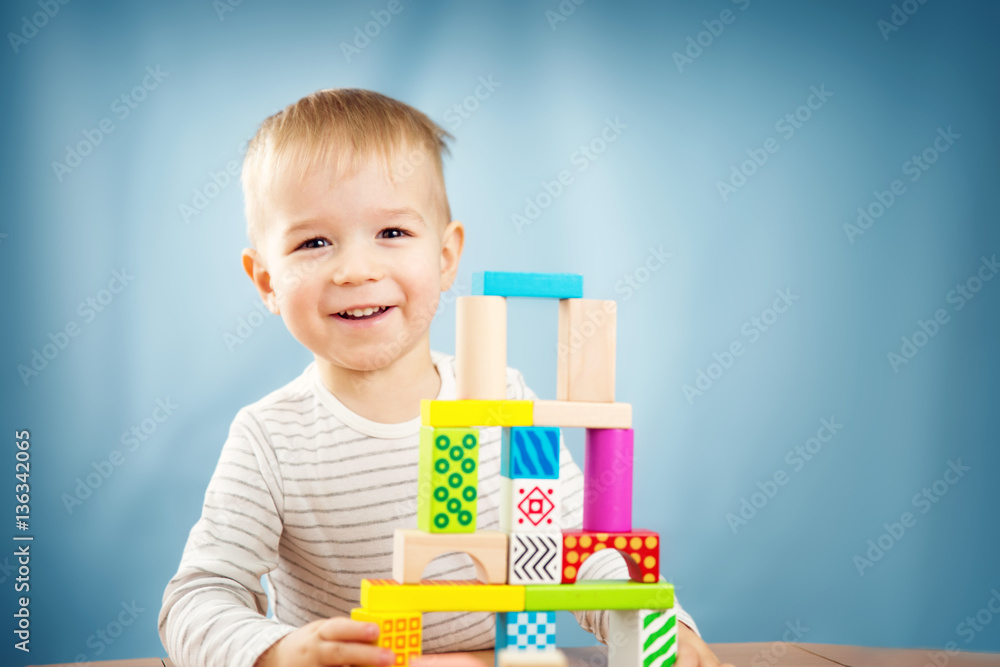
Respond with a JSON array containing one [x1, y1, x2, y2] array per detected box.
[[202, 504, 281, 535], [284, 477, 415, 500], [262, 415, 338, 428], [206, 490, 275, 516], [282, 460, 417, 483], [258, 402, 318, 417], [281, 539, 393, 563], [199, 516, 278, 545], [215, 475, 268, 493], [272, 565, 359, 608]]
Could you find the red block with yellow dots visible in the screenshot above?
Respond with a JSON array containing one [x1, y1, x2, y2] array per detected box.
[[560, 530, 660, 584], [350, 608, 422, 666]]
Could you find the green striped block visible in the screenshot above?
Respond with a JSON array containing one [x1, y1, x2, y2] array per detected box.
[[641, 609, 677, 667], [608, 608, 677, 667]]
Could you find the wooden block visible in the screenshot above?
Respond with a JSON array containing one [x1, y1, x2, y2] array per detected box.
[[523, 581, 674, 611], [497, 648, 568, 667], [532, 401, 631, 429], [561, 530, 659, 583], [496, 611, 557, 650], [473, 271, 583, 299], [392, 529, 507, 584], [360, 579, 525, 612], [609, 608, 678, 667], [456, 296, 507, 400], [557, 299, 616, 402], [421, 400, 533, 427], [350, 608, 422, 666], [417, 427, 479, 533], [508, 533, 562, 585], [501, 427, 560, 479], [583, 428, 633, 532], [501, 477, 561, 532]]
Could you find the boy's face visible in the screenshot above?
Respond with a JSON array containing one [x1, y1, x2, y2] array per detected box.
[[243, 150, 463, 374]]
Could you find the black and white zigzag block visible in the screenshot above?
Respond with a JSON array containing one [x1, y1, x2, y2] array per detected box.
[[509, 533, 561, 584]]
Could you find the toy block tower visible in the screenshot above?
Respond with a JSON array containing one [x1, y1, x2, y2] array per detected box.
[[351, 271, 676, 667]]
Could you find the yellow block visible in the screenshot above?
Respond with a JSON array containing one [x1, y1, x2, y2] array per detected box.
[[360, 579, 526, 612], [420, 400, 533, 427], [350, 608, 422, 667]]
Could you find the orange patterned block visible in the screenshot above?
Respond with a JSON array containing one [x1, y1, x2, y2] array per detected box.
[[350, 608, 421, 666], [560, 530, 659, 584]]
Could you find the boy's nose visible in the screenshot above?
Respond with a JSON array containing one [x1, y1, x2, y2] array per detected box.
[[330, 246, 385, 285]]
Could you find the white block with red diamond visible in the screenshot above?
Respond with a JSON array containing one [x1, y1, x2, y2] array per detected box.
[[500, 476, 561, 533]]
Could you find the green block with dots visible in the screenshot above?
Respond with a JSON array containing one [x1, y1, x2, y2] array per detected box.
[[417, 425, 480, 533]]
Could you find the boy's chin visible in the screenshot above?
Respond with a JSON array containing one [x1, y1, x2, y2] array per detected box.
[[320, 350, 400, 374]]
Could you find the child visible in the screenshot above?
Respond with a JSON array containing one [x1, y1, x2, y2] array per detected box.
[[158, 88, 727, 667]]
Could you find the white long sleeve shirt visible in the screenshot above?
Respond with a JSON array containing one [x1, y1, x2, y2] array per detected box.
[[159, 351, 695, 667]]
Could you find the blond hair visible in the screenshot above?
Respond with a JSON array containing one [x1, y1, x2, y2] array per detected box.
[[241, 88, 453, 245]]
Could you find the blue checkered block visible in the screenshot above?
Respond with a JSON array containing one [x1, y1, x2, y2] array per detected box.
[[495, 611, 557, 650]]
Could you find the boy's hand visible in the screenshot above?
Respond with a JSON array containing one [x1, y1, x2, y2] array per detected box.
[[677, 622, 734, 667], [255, 617, 396, 667]]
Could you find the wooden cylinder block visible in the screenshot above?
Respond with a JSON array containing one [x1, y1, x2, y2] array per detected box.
[[456, 296, 507, 400]]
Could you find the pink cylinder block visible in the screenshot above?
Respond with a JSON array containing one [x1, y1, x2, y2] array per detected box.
[[583, 428, 634, 532]]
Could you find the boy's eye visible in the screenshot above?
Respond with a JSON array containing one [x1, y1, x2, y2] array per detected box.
[[297, 237, 331, 250], [379, 227, 410, 239]]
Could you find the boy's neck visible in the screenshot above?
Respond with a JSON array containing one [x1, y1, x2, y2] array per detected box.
[[315, 341, 441, 424]]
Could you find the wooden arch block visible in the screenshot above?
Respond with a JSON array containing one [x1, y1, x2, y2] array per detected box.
[[392, 529, 508, 584]]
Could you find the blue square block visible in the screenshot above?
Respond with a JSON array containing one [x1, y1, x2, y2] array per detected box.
[[501, 427, 560, 479], [472, 272, 583, 299], [495, 611, 557, 651]]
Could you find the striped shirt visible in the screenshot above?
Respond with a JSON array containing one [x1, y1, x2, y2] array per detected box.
[[158, 351, 695, 667]]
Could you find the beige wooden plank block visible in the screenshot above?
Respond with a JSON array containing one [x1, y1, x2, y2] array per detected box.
[[532, 400, 631, 429], [557, 299, 616, 402]]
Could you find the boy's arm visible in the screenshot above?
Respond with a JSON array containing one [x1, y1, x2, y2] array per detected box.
[[158, 412, 297, 667]]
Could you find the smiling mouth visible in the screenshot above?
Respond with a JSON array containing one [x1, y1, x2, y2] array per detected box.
[[336, 306, 391, 320]]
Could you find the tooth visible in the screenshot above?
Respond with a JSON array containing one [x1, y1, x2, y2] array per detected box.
[[362, 307, 375, 316]]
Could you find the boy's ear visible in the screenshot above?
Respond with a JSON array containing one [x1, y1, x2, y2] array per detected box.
[[242, 248, 281, 315], [440, 220, 465, 293]]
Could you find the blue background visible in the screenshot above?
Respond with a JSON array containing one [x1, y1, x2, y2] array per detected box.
[[2, 0, 999, 664]]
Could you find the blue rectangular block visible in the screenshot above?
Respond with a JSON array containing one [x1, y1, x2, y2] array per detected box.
[[472, 272, 583, 299], [495, 611, 557, 651], [501, 427, 561, 479]]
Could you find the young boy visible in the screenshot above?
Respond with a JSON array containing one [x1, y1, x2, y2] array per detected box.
[[158, 89, 728, 667]]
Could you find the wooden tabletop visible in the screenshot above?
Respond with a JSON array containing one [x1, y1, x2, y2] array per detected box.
[[27, 643, 1000, 666]]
